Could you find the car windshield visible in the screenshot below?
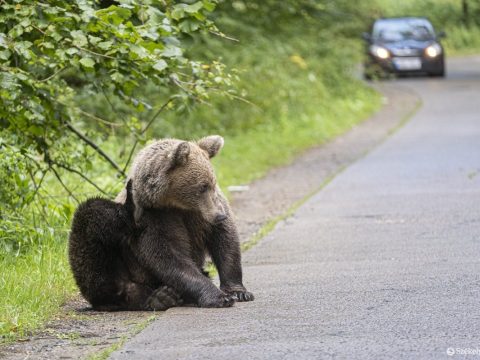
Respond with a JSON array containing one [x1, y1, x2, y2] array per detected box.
[[373, 19, 435, 42]]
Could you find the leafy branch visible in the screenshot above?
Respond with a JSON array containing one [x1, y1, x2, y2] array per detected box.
[[0, 0, 237, 208], [122, 97, 176, 173], [65, 122, 126, 178]]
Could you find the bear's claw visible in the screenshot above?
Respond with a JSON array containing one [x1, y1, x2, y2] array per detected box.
[[198, 292, 235, 308], [230, 290, 254, 302], [221, 285, 255, 303]]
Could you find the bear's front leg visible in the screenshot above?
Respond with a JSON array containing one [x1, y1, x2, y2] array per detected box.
[[132, 229, 235, 308], [208, 216, 254, 302]]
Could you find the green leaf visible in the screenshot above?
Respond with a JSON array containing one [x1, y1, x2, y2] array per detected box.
[[0, 73, 20, 91], [71, 30, 88, 47], [79, 57, 95, 68], [202, 0, 216, 12], [66, 47, 78, 55], [110, 72, 124, 83], [40, 42, 54, 49], [153, 59, 167, 72], [0, 33, 8, 48], [0, 49, 11, 60], [27, 125, 43, 136], [179, 19, 200, 32], [130, 45, 148, 60], [88, 35, 102, 45], [162, 45, 182, 58], [185, 2, 204, 14], [96, 6, 131, 26], [97, 41, 113, 50], [171, 6, 185, 21]]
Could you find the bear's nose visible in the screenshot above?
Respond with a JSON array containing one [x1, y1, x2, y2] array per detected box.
[[214, 214, 227, 223]]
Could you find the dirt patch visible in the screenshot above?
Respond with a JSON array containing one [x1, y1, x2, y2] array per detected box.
[[0, 83, 419, 360]]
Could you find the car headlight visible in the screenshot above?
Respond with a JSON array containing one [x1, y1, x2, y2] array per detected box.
[[425, 44, 442, 58], [370, 45, 390, 59]]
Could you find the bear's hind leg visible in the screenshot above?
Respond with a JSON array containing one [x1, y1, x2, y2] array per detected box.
[[145, 286, 183, 311], [122, 282, 182, 311]]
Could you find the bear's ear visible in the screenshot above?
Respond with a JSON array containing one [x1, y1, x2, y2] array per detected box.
[[124, 179, 134, 210], [171, 141, 190, 168], [197, 135, 224, 158]]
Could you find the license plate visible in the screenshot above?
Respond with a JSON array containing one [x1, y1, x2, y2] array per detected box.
[[393, 57, 422, 70]]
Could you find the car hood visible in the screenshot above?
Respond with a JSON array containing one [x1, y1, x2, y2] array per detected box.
[[379, 39, 434, 50]]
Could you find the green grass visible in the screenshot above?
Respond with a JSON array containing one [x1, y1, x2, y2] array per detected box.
[[214, 86, 379, 189], [87, 315, 157, 360], [443, 25, 480, 55], [0, 231, 76, 342], [87, 336, 128, 360]]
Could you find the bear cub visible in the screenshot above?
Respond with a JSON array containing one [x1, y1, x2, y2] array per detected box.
[[69, 180, 182, 311]]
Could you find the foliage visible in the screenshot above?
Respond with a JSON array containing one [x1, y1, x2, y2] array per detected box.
[[377, 0, 480, 28], [375, 0, 480, 53], [0, 0, 234, 205]]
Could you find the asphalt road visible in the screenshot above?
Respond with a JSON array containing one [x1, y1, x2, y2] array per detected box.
[[111, 56, 480, 360]]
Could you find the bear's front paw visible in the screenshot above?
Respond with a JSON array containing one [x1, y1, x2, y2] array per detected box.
[[146, 285, 183, 311], [198, 292, 235, 308], [221, 285, 255, 302], [230, 290, 254, 302]]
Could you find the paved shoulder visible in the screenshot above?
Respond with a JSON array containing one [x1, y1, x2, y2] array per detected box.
[[111, 56, 480, 360]]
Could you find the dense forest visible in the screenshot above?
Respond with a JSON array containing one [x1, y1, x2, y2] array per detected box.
[[1, 0, 479, 341]]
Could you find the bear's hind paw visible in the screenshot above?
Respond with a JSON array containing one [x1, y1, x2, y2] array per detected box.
[[146, 285, 183, 311]]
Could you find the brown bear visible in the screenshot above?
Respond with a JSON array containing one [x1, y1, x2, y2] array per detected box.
[[116, 135, 254, 307], [69, 180, 182, 311]]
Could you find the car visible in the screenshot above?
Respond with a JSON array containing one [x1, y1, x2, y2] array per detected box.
[[362, 17, 445, 79]]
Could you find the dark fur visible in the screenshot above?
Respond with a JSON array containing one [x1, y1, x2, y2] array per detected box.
[[132, 201, 254, 307], [68, 181, 181, 311], [70, 135, 254, 310], [124, 137, 254, 307]]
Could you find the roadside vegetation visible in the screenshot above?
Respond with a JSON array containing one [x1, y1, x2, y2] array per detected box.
[[1, 0, 479, 343]]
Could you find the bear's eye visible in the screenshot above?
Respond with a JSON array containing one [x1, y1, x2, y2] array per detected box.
[[199, 184, 209, 194]]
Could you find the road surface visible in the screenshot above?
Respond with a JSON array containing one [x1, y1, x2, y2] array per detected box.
[[111, 56, 480, 359]]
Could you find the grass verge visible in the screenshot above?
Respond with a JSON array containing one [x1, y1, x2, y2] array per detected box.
[[87, 315, 157, 360], [0, 232, 76, 342], [241, 171, 341, 253]]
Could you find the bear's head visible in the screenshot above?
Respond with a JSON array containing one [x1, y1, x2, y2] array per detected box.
[[130, 135, 227, 224]]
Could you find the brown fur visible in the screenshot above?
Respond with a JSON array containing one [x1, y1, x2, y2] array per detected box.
[[117, 135, 254, 307], [116, 136, 226, 225]]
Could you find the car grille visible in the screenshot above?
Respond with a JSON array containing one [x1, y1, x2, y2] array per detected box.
[[390, 48, 422, 56]]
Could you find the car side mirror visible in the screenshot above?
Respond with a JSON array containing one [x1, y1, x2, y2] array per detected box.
[[437, 30, 446, 39], [362, 32, 372, 42]]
